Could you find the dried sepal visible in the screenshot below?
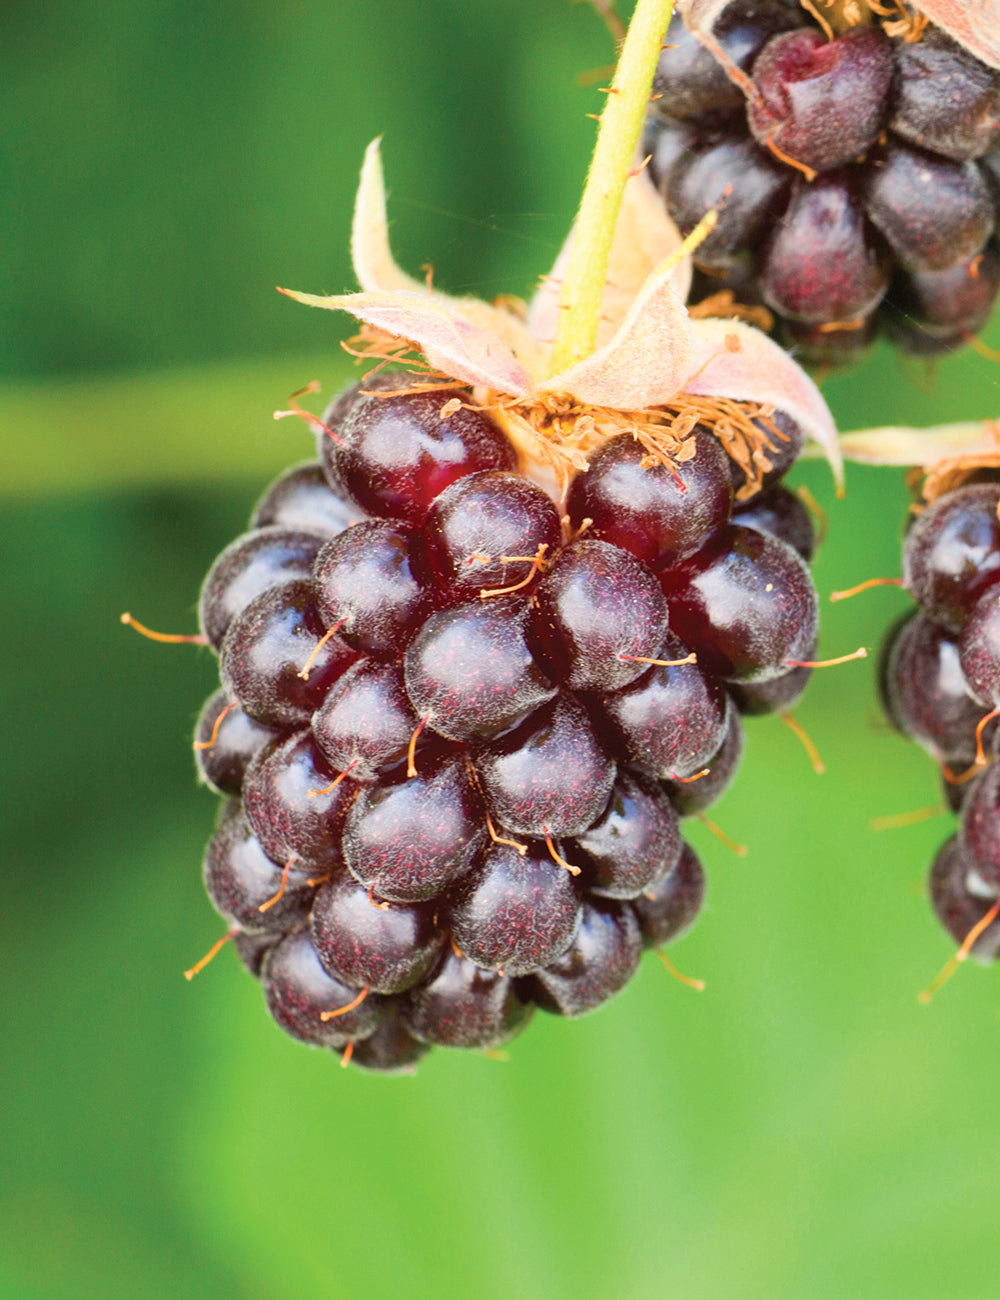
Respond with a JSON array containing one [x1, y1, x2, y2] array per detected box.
[[279, 286, 535, 397], [682, 318, 843, 491], [838, 419, 1000, 502], [535, 252, 694, 409]]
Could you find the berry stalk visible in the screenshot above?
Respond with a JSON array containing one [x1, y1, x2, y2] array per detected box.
[[548, 0, 675, 377]]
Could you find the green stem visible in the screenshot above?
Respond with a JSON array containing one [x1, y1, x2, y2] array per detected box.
[[548, 0, 674, 377]]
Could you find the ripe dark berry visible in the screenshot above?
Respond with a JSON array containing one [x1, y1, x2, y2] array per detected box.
[[595, 631, 729, 778], [928, 834, 1000, 960], [312, 658, 422, 781], [882, 611, 994, 767], [203, 808, 316, 934], [242, 729, 355, 871], [183, 355, 814, 1065], [474, 692, 616, 837], [332, 389, 517, 522], [341, 755, 485, 903], [400, 950, 534, 1048], [527, 899, 643, 1018], [313, 519, 430, 658], [649, 9, 1000, 362], [902, 484, 1000, 633], [530, 540, 671, 692], [424, 470, 562, 597], [404, 597, 556, 743], [863, 141, 995, 273], [250, 460, 364, 535], [261, 929, 384, 1047], [959, 585, 1000, 706], [652, 3, 802, 126], [571, 770, 682, 899], [890, 29, 1000, 162], [662, 135, 791, 269], [194, 689, 281, 797], [664, 699, 744, 815], [447, 839, 582, 976], [220, 580, 359, 727], [632, 841, 707, 948], [198, 528, 325, 652], [566, 430, 734, 569], [747, 26, 893, 172], [663, 525, 819, 683], [732, 483, 815, 561], [310, 874, 445, 994], [960, 763, 1000, 889], [761, 174, 890, 324]]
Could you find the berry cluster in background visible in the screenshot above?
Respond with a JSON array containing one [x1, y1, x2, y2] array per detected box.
[[644, 1, 1000, 367], [880, 481, 1000, 974], [191, 375, 819, 1070]]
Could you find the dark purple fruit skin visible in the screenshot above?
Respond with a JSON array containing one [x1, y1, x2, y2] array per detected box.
[[959, 584, 1000, 706], [731, 411, 805, 497], [761, 174, 889, 323], [311, 658, 421, 782], [890, 29, 1000, 162], [333, 390, 517, 523], [198, 528, 325, 653], [233, 931, 278, 978], [341, 757, 485, 903], [316, 371, 412, 495], [572, 771, 682, 899], [338, 1004, 431, 1073], [194, 689, 282, 797], [203, 810, 316, 935], [474, 692, 617, 838], [404, 598, 556, 744], [566, 430, 734, 570], [664, 700, 744, 815], [400, 951, 534, 1048], [310, 875, 445, 994], [664, 135, 791, 268], [527, 899, 643, 1018], [424, 471, 562, 597], [928, 834, 1000, 962], [261, 929, 384, 1048], [732, 484, 815, 561], [313, 520, 429, 659], [863, 141, 995, 273], [645, 117, 698, 191], [447, 839, 582, 976], [780, 314, 878, 369], [219, 580, 359, 728], [242, 729, 356, 871], [651, 3, 803, 126], [727, 657, 812, 715], [664, 525, 818, 683], [961, 764, 1000, 889], [885, 245, 1000, 346], [748, 26, 893, 172], [632, 840, 707, 949], [903, 484, 1000, 633], [529, 540, 671, 693], [594, 630, 728, 779], [249, 460, 364, 535], [885, 611, 996, 764]]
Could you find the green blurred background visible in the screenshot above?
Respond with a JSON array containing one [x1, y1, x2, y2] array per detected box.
[[5, 2, 1000, 1297]]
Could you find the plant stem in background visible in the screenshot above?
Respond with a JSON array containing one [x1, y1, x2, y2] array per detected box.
[[548, 0, 674, 376]]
